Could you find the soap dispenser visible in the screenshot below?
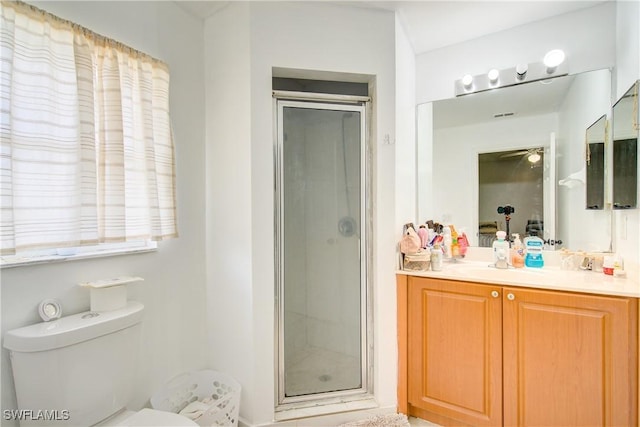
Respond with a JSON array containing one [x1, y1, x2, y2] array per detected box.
[[492, 230, 509, 269], [511, 233, 524, 268]]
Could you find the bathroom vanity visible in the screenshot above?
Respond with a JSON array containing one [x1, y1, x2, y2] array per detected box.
[[396, 262, 639, 427]]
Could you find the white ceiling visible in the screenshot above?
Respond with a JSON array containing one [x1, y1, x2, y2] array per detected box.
[[369, 1, 608, 54], [174, 0, 609, 54], [174, 1, 228, 20], [174, 1, 609, 124]]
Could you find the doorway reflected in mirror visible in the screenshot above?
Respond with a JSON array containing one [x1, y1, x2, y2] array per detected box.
[[478, 148, 544, 247]]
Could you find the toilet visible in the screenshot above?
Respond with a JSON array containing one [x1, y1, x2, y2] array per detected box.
[[4, 302, 198, 426]]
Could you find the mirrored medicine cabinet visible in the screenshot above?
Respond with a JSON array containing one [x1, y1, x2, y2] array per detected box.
[[585, 115, 607, 210], [612, 80, 639, 210]]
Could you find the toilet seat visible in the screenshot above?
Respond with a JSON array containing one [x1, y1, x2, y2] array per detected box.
[[103, 408, 199, 427]]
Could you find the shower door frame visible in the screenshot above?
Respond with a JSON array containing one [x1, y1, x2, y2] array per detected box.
[[274, 94, 372, 409]]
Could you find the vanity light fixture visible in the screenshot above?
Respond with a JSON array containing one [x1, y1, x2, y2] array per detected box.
[[488, 69, 500, 85], [543, 49, 566, 74], [454, 50, 567, 96]]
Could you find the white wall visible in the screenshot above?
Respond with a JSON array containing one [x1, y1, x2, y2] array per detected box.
[[416, 2, 616, 103], [417, 103, 433, 224], [557, 69, 612, 252], [615, 0, 640, 100], [203, 2, 256, 423], [396, 17, 417, 226], [614, 0, 640, 270], [205, 2, 397, 425], [1, 1, 208, 422]]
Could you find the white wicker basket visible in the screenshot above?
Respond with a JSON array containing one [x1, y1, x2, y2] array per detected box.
[[151, 370, 241, 426]]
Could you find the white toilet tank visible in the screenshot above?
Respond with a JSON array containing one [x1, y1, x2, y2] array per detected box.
[[4, 302, 144, 426]]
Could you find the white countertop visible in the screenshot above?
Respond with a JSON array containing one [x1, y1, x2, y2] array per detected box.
[[397, 249, 640, 298]]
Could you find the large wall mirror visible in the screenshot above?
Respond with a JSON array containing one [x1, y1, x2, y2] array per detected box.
[[612, 80, 639, 210], [417, 68, 612, 252]]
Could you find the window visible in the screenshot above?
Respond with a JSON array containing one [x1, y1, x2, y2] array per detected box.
[[0, 1, 178, 266]]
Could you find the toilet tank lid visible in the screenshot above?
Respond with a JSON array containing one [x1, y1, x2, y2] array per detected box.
[[3, 301, 144, 353]]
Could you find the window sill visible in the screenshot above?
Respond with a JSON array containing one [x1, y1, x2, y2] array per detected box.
[[1, 243, 157, 269]]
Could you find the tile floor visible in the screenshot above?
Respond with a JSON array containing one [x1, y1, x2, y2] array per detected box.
[[285, 345, 361, 397], [408, 416, 440, 426]]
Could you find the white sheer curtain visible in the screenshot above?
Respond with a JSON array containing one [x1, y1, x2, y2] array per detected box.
[[0, 1, 177, 255]]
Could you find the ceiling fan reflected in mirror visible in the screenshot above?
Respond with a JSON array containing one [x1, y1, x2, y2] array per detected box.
[[499, 147, 543, 164]]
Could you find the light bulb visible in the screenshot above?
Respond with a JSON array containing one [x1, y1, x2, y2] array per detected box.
[[528, 153, 541, 163], [488, 69, 499, 84], [543, 49, 565, 73], [462, 74, 473, 89]]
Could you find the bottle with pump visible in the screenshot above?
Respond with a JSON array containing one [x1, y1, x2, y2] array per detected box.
[[442, 226, 452, 259], [431, 244, 443, 271], [457, 231, 469, 257], [511, 233, 524, 268], [451, 236, 460, 258], [524, 234, 544, 268], [449, 225, 460, 257], [492, 230, 509, 269]]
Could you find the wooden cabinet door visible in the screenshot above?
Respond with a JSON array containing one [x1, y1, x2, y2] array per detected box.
[[502, 287, 638, 427], [408, 277, 503, 426]]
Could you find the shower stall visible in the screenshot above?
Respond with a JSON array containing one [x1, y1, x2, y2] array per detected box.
[[275, 97, 369, 407]]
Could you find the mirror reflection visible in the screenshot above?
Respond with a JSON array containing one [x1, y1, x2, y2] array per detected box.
[[612, 81, 639, 210], [418, 68, 612, 251], [478, 148, 544, 247], [585, 115, 606, 210]]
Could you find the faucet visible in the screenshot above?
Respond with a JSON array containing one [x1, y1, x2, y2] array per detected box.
[[543, 238, 563, 247]]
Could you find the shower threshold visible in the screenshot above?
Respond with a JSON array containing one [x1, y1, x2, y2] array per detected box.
[[274, 393, 378, 421]]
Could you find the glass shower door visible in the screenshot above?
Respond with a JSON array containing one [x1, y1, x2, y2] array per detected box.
[[276, 100, 367, 403]]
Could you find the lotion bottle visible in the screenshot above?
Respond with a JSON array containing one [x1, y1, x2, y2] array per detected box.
[[492, 230, 509, 269], [442, 226, 452, 259], [511, 233, 524, 268], [431, 244, 443, 271]]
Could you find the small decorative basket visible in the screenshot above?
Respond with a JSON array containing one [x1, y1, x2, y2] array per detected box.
[[403, 251, 431, 271]]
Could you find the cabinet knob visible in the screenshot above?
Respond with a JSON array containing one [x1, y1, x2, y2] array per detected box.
[[507, 293, 515, 301], [491, 290, 500, 298]]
